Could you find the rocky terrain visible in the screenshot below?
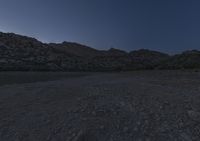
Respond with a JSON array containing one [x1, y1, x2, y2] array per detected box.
[[0, 70, 199, 141], [158, 50, 200, 69], [1, 31, 199, 71]]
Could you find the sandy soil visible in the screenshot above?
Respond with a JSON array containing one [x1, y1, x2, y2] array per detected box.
[[0, 70, 200, 141]]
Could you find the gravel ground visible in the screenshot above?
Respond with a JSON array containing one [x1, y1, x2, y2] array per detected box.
[[0, 70, 200, 141]]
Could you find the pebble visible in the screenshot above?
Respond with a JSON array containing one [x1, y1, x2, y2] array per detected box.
[[145, 138, 151, 141], [187, 110, 200, 122], [180, 132, 192, 141], [92, 111, 96, 116], [123, 127, 129, 133], [137, 121, 141, 126], [99, 125, 105, 129], [120, 101, 125, 107], [81, 109, 85, 112], [164, 101, 169, 105], [133, 127, 138, 131]]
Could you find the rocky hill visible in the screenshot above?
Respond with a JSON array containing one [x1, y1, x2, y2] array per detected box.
[[0, 32, 199, 71], [157, 50, 200, 69]]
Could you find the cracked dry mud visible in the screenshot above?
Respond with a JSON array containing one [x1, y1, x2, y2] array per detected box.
[[0, 70, 200, 141]]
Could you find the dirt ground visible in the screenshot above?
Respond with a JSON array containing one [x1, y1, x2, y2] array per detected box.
[[0, 70, 199, 141]]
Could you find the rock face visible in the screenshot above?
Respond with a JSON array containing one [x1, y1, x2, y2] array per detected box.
[[0, 31, 199, 71]]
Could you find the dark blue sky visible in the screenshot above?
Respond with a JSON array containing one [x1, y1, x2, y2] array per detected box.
[[0, 0, 200, 53]]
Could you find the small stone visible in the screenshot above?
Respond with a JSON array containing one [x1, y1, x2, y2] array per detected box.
[[81, 108, 85, 112], [180, 132, 192, 141], [100, 125, 105, 129], [120, 101, 125, 107], [113, 110, 117, 115], [144, 120, 149, 125], [136, 121, 141, 126], [46, 134, 51, 140], [179, 121, 184, 128], [123, 127, 129, 133], [77, 97, 82, 101], [82, 117, 88, 121], [187, 110, 200, 122], [71, 109, 78, 113], [133, 127, 138, 131], [145, 138, 151, 141], [164, 101, 169, 105], [92, 111, 96, 116], [159, 123, 169, 133]]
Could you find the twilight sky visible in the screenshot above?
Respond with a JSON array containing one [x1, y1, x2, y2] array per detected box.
[[0, 0, 200, 53]]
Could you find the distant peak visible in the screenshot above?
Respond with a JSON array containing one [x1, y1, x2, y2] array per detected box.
[[108, 48, 127, 53], [62, 41, 71, 45]]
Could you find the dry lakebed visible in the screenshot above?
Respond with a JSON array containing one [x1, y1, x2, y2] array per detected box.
[[0, 70, 199, 141]]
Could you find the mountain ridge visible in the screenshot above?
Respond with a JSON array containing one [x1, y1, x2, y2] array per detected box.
[[0, 31, 199, 71]]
